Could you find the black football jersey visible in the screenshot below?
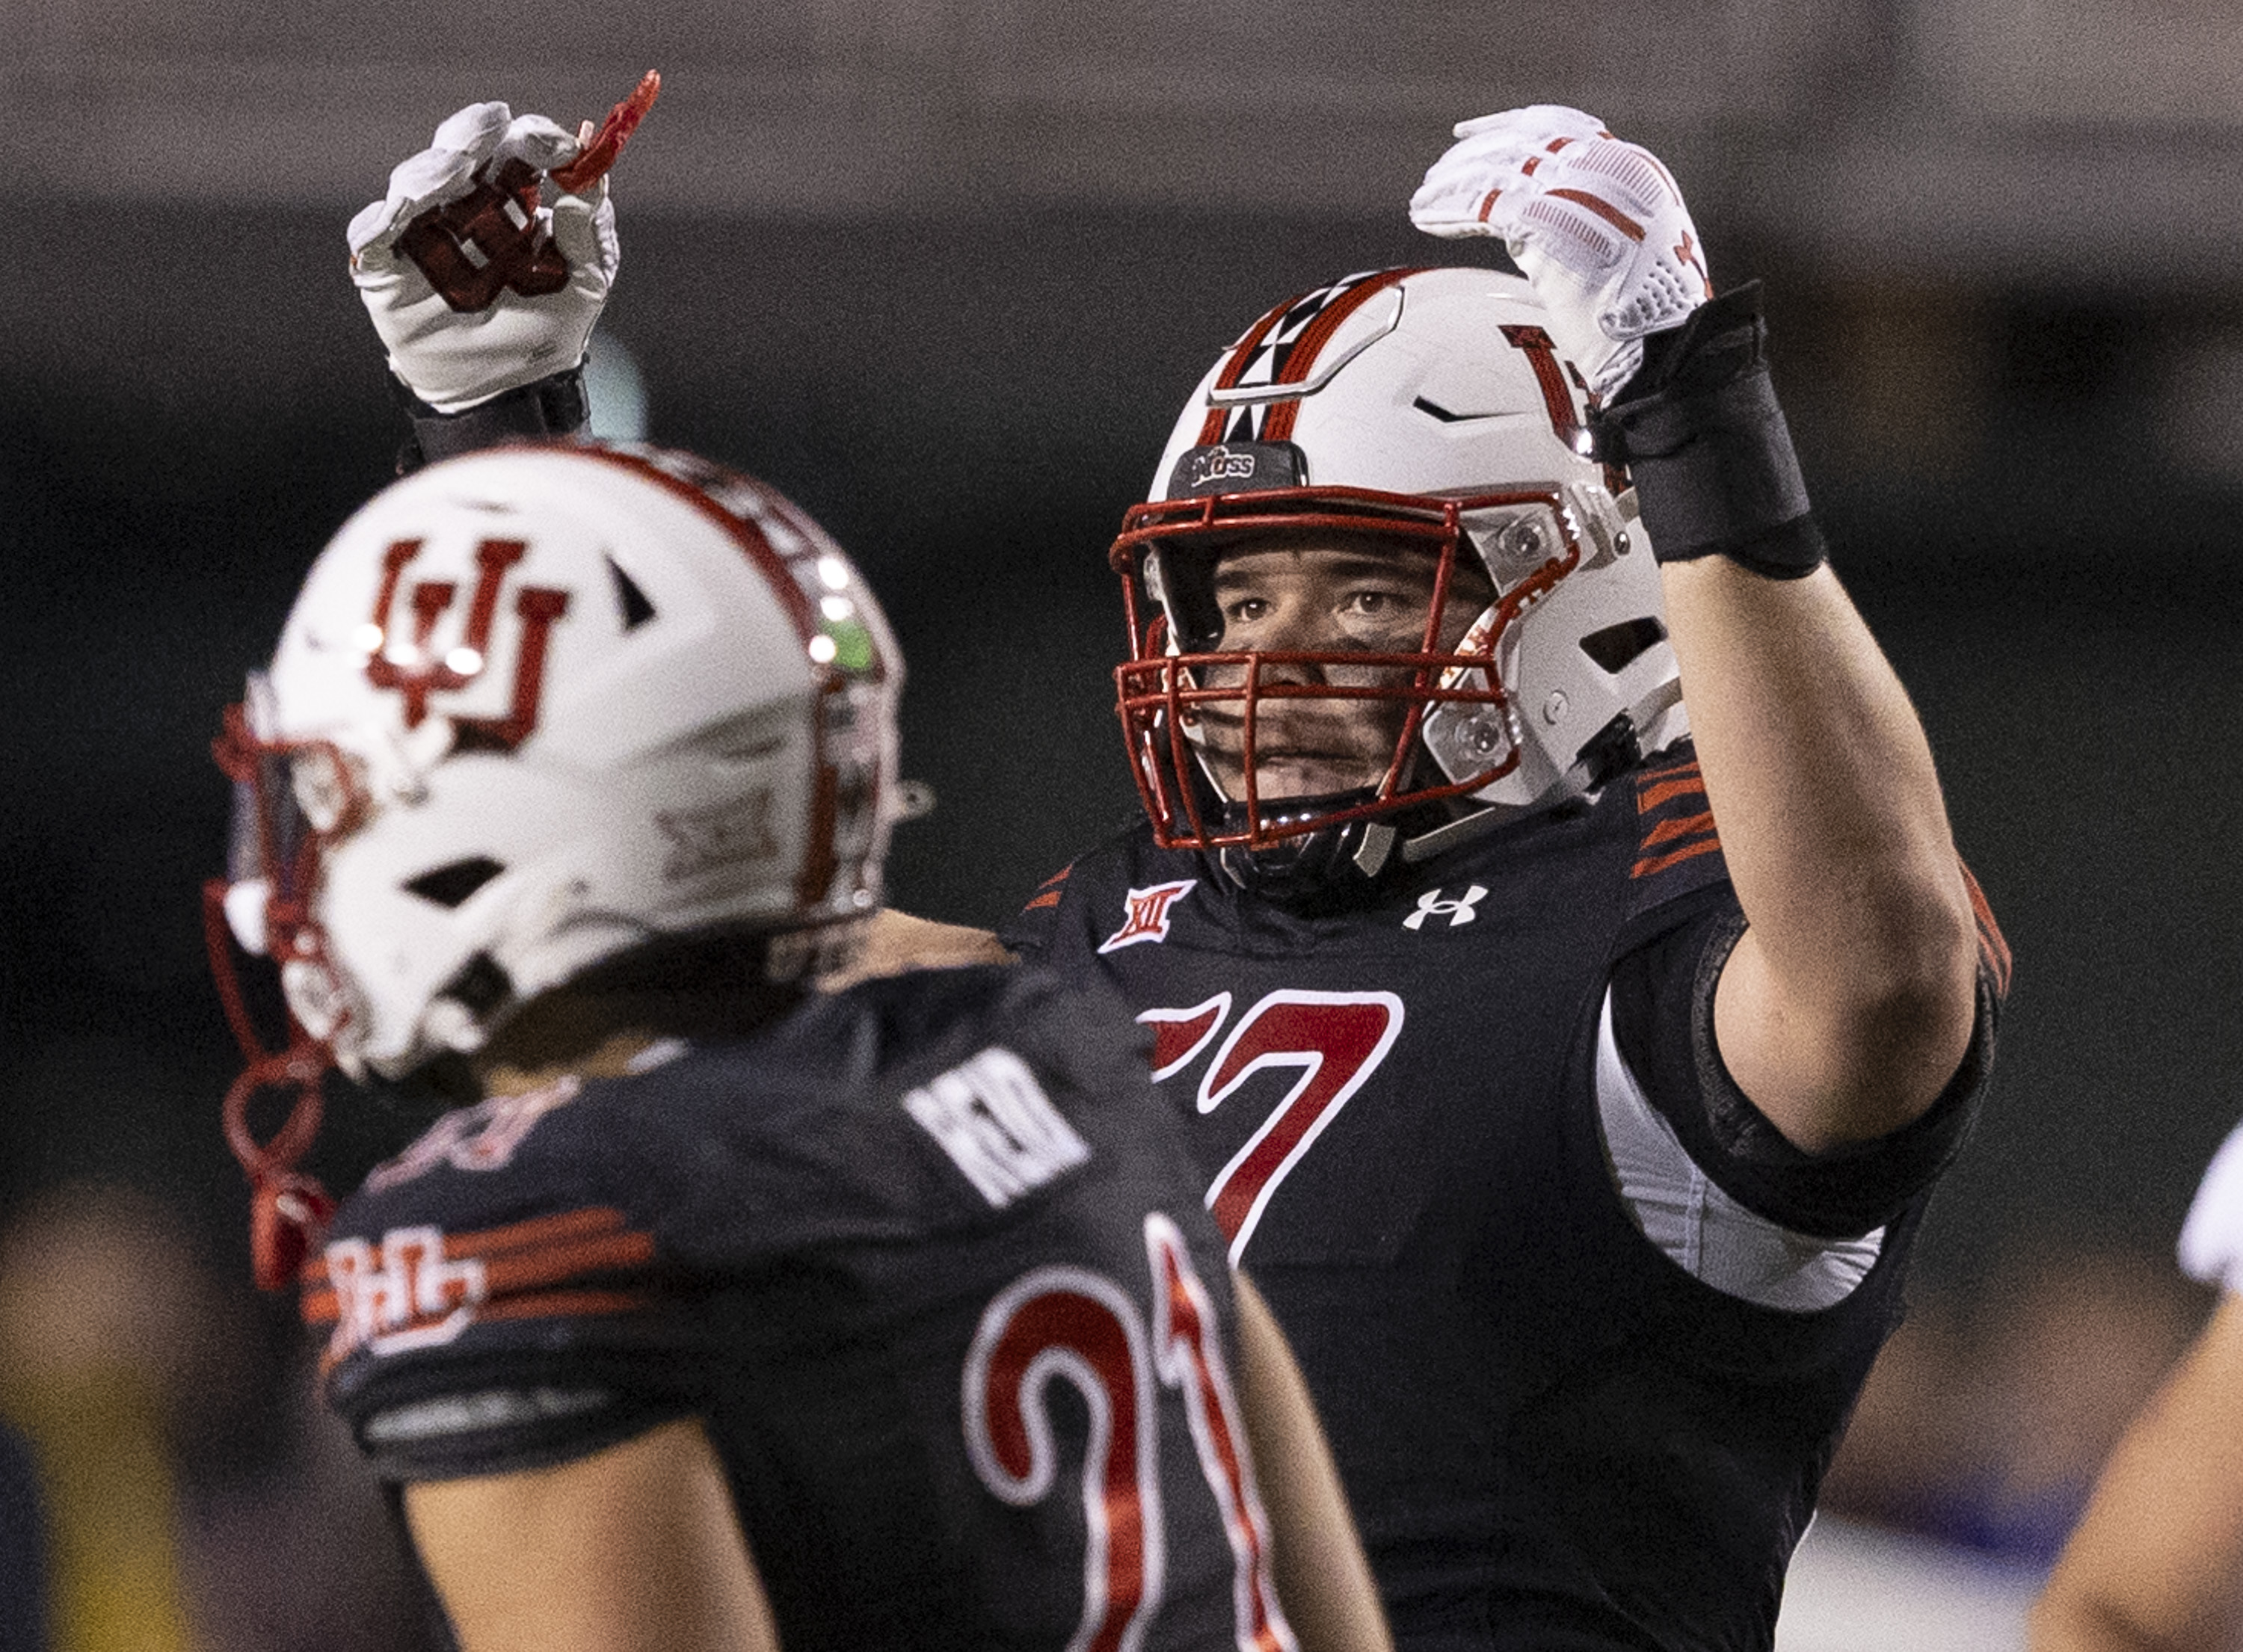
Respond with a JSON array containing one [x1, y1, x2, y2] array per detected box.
[[1000, 751, 2006, 1652], [307, 965, 1297, 1652]]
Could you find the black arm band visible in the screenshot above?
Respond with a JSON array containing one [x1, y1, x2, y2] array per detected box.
[[1589, 283, 1826, 579], [391, 365, 591, 475]]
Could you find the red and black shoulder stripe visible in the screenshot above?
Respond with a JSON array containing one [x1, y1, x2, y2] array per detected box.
[[1020, 863, 1074, 915], [304, 1205, 658, 1372], [1959, 861, 2013, 1000], [1631, 755, 1723, 882]]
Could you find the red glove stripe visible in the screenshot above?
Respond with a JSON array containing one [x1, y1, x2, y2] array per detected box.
[[1547, 188, 1647, 244]]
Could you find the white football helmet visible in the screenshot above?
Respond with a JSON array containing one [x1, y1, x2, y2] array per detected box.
[[212, 443, 902, 1094], [1110, 265, 1685, 892]]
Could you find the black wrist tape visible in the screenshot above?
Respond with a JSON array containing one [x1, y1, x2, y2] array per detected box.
[[392, 364, 591, 475], [1589, 283, 1827, 580]]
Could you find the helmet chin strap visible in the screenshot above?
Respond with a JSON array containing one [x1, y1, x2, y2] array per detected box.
[[1213, 791, 1430, 913]]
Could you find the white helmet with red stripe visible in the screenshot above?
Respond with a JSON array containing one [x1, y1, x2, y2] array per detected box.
[[1110, 265, 1684, 897], [213, 443, 902, 1083]]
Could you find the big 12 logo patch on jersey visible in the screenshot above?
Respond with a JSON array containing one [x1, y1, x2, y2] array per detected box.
[[1100, 881, 1199, 954]]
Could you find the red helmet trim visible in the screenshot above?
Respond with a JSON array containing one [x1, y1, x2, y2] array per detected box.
[[556, 445, 884, 910], [1199, 315, 1286, 446], [567, 446, 823, 644], [1261, 271, 1420, 441], [1194, 269, 1427, 446]]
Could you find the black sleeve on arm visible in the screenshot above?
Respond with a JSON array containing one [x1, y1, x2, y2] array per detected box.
[[392, 366, 589, 474], [1610, 906, 1997, 1239]]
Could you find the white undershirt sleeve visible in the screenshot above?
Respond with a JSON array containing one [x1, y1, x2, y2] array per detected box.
[[1594, 987, 1883, 1311]]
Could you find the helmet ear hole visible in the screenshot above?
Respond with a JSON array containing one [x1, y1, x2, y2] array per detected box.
[[404, 857, 507, 909], [436, 952, 514, 1020], [1578, 617, 1668, 675]]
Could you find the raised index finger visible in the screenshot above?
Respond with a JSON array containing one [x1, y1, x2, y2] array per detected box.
[[549, 70, 662, 193]]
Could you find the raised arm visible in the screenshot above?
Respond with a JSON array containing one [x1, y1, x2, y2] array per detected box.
[[1661, 561, 1976, 1148], [348, 75, 657, 471], [1412, 109, 1981, 1153], [404, 1418, 781, 1652]]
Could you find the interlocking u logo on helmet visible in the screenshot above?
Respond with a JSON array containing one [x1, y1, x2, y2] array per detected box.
[[364, 537, 570, 750]]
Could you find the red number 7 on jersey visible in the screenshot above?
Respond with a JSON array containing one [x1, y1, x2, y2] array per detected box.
[[1139, 990, 1404, 1263]]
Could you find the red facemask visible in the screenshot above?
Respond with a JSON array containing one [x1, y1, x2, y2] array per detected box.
[[205, 697, 366, 1289], [1109, 486, 1584, 854]]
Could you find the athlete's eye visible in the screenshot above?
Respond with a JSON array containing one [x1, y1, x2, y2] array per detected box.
[[1338, 588, 1427, 626]]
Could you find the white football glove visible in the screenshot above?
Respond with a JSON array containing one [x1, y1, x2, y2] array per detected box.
[[348, 101, 619, 414], [1409, 105, 1713, 401]]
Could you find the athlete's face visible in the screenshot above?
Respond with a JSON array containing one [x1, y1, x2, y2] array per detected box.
[[1198, 531, 1492, 801]]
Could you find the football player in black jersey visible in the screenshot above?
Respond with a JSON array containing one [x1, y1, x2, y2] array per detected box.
[[336, 95, 2008, 1651], [206, 432, 1392, 1651], [988, 112, 2008, 1651], [989, 115, 2008, 1649]]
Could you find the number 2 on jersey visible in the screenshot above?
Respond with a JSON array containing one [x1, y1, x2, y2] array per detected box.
[[963, 1215, 1296, 1652]]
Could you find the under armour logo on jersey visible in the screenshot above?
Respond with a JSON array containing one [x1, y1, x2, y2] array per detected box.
[[904, 1047, 1091, 1209], [1099, 879, 1199, 953], [1403, 884, 1489, 931], [362, 536, 571, 749], [394, 158, 571, 312]]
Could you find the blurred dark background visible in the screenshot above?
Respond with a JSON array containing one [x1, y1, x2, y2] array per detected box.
[[6, 1, 2243, 1642], [7, 214, 2239, 1298]]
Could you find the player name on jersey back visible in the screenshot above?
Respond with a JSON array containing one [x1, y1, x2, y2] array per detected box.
[[902, 1046, 1092, 1209]]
